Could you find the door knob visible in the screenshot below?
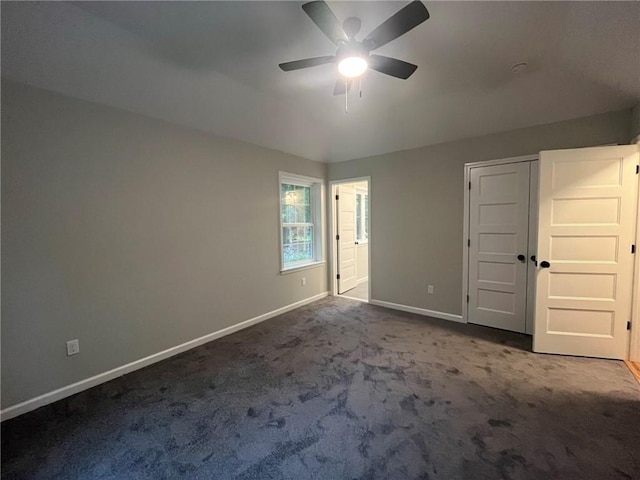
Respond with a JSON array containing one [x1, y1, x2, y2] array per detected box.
[[540, 260, 551, 268], [517, 254, 526, 262], [530, 255, 537, 266]]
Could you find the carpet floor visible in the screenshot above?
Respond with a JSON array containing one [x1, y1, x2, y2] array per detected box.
[[2, 297, 639, 480]]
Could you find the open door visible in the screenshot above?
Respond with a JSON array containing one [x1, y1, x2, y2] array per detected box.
[[534, 145, 639, 359], [337, 184, 358, 294]]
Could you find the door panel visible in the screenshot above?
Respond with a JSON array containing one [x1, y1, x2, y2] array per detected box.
[[337, 185, 357, 294], [534, 146, 639, 359], [469, 162, 531, 332], [525, 161, 539, 334]]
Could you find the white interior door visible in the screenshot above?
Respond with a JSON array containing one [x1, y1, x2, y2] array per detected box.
[[469, 162, 531, 333], [337, 185, 358, 294], [534, 145, 639, 360]]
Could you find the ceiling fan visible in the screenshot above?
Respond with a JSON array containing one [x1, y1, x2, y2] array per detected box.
[[279, 1, 430, 96]]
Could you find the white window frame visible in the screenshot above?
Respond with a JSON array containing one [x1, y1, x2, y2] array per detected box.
[[279, 172, 325, 273], [355, 187, 369, 244]]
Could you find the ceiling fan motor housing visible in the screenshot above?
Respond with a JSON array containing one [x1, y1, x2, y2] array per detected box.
[[336, 42, 369, 63], [342, 16, 362, 38]]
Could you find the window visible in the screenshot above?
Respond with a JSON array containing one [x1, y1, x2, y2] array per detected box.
[[356, 190, 369, 242], [279, 173, 324, 271]]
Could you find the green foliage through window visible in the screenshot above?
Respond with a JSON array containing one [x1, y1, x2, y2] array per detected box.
[[281, 183, 313, 265]]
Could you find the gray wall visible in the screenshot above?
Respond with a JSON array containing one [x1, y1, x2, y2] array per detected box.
[[1, 81, 328, 408], [328, 109, 632, 316]]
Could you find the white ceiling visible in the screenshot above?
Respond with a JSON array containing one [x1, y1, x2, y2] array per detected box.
[[2, 1, 639, 162]]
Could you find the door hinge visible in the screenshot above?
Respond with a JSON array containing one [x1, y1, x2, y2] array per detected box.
[[468, 181, 471, 190], [467, 239, 471, 247], [335, 194, 339, 200], [466, 294, 469, 303], [636, 165, 639, 174], [336, 234, 340, 241], [632, 244, 636, 254], [627, 321, 631, 330], [337, 274, 341, 280]]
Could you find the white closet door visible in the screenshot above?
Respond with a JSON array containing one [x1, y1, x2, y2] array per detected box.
[[337, 185, 357, 294], [468, 162, 531, 333], [534, 145, 639, 359], [525, 161, 539, 335]]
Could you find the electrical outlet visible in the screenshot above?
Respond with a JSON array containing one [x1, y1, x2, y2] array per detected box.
[[427, 285, 434, 294], [66, 339, 80, 356], [301, 277, 306, 286]]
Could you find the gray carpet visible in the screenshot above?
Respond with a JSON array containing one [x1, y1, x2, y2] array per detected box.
[[2, 297, 639, 480]]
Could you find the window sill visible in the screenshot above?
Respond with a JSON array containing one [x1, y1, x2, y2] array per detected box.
[[280, 261, 326, 275]]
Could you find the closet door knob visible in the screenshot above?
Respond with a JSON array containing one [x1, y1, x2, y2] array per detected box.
[[517, 254, 526, 262], [540, 261, 551, 268]]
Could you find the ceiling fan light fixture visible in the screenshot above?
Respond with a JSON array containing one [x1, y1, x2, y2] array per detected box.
[[338, 56, 368, 78]]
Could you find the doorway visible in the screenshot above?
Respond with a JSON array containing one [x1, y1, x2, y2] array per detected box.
[[330, 178, 370, 302]]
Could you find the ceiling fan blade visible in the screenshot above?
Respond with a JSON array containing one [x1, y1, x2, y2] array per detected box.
[[302, 1, 349, 45], [279, 56, 335, 71], [363, 1, 429, 51], [333, 79, 352, 96], [369, 55, 418, 79]]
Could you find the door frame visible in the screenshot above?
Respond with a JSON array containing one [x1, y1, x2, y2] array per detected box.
[[462, 154, 539, 325], [329, 176, 372, 300], [631, 155, 640, 362], [631, 137, 640, 362]]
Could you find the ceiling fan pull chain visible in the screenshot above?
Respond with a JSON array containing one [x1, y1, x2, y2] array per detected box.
[[359, 77, 362, 98], [345, 82, 349, 114]]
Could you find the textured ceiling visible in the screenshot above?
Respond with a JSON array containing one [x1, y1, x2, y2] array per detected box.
[[2, 1, 639, 162]]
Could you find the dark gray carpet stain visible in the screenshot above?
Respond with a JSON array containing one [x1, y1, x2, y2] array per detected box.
[[2, 297, 639, 479]]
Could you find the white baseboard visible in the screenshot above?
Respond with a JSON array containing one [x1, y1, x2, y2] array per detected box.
[[369, 299, 465, 324], [357, 277, 368, 284], [0, 291, 329, 422]]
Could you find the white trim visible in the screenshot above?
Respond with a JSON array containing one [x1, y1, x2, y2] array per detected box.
[[462, 166, 471, 322], [278, 171, 325, 272], [462, 154, 539, 323], [329, 176, 372, 302], [463, 154, 539, 170], [370, 299, 465, 323], [357, 277, 369, 285], [0, 291, 329, 422], [278, 171, 324, 186], [630, 151, 640, 361], [280, 261, 326, 275]]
